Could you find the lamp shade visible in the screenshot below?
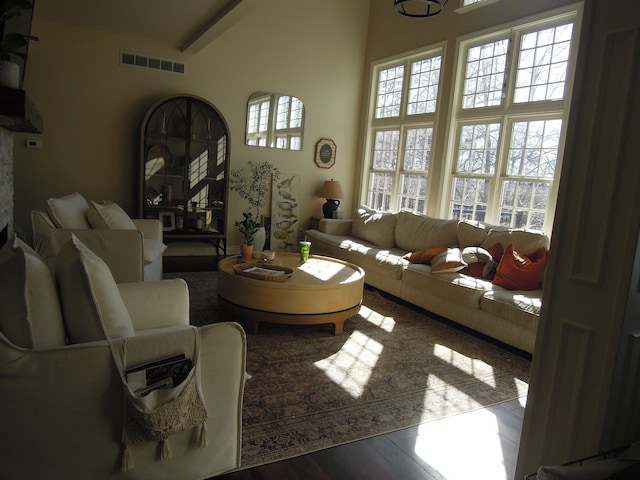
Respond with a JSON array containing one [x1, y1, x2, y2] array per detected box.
[[318, 180, 344, 200]]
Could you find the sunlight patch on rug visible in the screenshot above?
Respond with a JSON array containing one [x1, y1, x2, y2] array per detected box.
[[433, 343, 498, 388], [358, 304, 396, 332], [314, 330, 383, 398]]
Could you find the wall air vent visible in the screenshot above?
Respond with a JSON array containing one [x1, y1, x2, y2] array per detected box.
[[120, 51, 185, 75]]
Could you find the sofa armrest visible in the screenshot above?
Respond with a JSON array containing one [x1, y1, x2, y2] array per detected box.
[[318, 218, 353, 236], [118, 278, 190, 331], [133, 218, 163, 241], [0, 323, 246, 479]]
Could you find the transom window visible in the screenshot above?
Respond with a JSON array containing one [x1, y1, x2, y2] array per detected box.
[[363, 11, 578, 235]]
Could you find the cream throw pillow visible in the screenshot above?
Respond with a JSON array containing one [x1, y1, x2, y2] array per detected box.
[[46, 192, 91, 229], [55, 235, 135, 343], [0, 235, 66, 348], [87, 200, 137, 230]]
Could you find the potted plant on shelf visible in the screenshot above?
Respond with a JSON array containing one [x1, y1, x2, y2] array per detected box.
[[230, 161, 280, 252], [0, 0, 38, 88], [235, 211, 260, 260]]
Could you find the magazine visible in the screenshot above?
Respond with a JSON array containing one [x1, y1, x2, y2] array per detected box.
[[126, 354, 193, 396], [243, 266, 286, 276]]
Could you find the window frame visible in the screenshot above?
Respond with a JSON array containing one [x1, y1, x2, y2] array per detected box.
[[364, 44, 446, 214], [360, 7, 581, 238], [443, 11, 580, 235]]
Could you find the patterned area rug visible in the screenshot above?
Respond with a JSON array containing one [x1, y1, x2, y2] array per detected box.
[[165, 271, 531, 469]]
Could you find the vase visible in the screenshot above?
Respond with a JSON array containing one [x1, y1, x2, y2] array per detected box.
[[252, 226, 266, 253], [240, 244, 253, 260]]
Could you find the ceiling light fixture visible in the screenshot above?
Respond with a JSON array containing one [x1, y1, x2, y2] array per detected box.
[[394, 0, 449, 18]]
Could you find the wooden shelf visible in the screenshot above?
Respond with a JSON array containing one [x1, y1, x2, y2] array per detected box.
[[0, 87, 42, 133]]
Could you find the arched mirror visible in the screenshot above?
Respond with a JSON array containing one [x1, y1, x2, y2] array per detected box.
[[245, 91, 305, 150]]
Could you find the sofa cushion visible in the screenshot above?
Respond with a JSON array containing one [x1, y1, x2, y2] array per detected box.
[[480, 289, 542, 331], [0, 235, 66, 349], [480, 227, 549, 255], [352, 205, 397, 249], [304, 229, 356, 259], [493, 244, 547, 291], [430, 247, 467, 273], [348, 242, 407, 280], [395, 211, 459, 252], [55, 235, 134, 343], [457, 220, 490, 248], [87, 200, 137, 230], [404, 264, 492, 309], [46, 192, 91, 229]]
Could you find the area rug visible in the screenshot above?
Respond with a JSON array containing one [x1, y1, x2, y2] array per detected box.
[[165, 271, 531, 469]]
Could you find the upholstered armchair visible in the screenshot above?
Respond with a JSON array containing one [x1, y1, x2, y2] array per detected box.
[[0, 235, 246, 479], [31, 192, 166, 282]]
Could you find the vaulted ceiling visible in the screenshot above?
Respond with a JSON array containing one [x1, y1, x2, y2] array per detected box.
[[33, 0, 259, 53]]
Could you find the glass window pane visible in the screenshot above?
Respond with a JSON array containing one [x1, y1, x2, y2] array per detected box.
[[408, 56, 442, 115], [449, 177, 489, 221], [456, 123, 501, 174], [462, 39, 509, 109], [399, 174, 427, 213], [403, 127, 433, 171], [373, 130, 400, 170], [376, 65, 405, 118], [499, 181, 549, 229], [507, 119, 562, 178], [368, 172, 394, 211], [514, 23, 574, 103]]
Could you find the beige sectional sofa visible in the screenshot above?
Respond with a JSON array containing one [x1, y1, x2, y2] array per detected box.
[[305, 206, 549, 354]]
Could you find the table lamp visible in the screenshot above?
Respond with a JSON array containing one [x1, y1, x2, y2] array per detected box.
[[318, 179, 344, 219]]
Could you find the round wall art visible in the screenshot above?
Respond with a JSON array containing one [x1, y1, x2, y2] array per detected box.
[[314, 138, 336, 169]]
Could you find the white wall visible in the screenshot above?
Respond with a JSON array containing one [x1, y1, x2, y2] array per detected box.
[[13, 0, 369, 251]]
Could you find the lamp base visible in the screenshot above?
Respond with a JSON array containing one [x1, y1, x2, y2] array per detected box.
[[322, 199, 340, 219]]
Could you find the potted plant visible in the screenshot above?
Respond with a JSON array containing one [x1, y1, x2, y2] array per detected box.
[[230, 161, 280, 252], [234, 211, 260, 260], [0, 0, 38, 88]]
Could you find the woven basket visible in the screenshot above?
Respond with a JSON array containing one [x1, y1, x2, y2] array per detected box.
[[233, 263, 293, 282]]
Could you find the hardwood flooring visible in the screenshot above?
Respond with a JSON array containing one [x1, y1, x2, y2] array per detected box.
[[215, 396, 527, 480]]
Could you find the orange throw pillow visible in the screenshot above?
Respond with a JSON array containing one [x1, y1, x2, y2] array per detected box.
[[493, 244, 546, 290], [403, 246, 447, 264]]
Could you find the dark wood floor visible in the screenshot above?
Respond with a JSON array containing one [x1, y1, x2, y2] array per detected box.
[[215, 396, 526, 480]]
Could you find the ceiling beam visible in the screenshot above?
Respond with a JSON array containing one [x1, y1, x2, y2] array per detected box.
[[180, 0, 259, 53]]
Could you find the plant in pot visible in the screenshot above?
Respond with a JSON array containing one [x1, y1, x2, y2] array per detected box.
[[230, 161, 280, 253], [0, 0, 38, 88], [234, 211, 260, 260]]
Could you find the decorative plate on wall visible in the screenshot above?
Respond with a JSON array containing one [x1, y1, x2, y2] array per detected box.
[[314, 138, 336, 169]]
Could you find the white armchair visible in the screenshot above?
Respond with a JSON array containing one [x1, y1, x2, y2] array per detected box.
[[31, 192, 166, 282], [0, 235, 246, 479]]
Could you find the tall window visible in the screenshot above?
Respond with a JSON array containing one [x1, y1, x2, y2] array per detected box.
[[450, 20, 575, 232], [367, 51, 442, 213], [363, 11, 578, 235]]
